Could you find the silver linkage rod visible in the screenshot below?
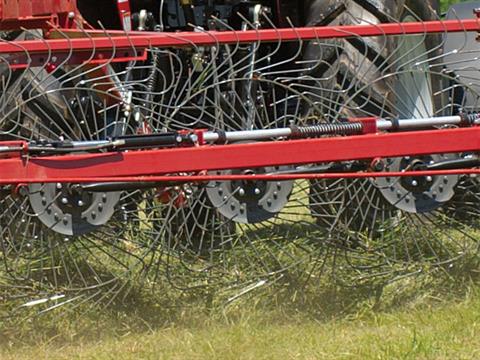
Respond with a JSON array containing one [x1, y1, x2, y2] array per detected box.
[[0, 114, 478, 154], [203, 114, 480, 143]]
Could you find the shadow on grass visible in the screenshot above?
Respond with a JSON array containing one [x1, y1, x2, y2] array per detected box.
[[1, 248, 480, 348]]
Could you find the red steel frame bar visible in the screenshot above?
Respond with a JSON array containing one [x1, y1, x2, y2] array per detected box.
[[0, 127, 479, 184], [0, 0, 76, 29], [0, 18, 479, 183], [3, 170, 478, 185], [1, 19, 479, 59]]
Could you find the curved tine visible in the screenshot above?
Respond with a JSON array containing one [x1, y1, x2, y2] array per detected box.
[[5, 29, 104, 141], [121, 48, 178, 130], [228, 12, 291, 83], [385, 16, 440, 118], [57, 22, 125, 86], [255, 16, 304, 76], [333, 15, 388, 118], [33, 23, 89, 88], [166, 19, 244, 129], [384, 15, 464, 117], [153, 29, 208, 107], [0, 38, 28, 111], [195, 13, 266, 128], [167, 76, 319, 131], [0, 34, 47, 138], [256, 18, 325, 121]]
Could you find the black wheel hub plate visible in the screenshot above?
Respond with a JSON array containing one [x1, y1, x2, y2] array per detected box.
[[375, 154, 459, 213], [206, 167, 294, 224], [28, 183, 121, 236]]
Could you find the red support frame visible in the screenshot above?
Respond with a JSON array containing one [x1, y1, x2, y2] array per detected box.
[[0, 127, 479, 184], [0, 0, 75, 30], [0, 18, 479, 184], [1, 18, 479, 66]]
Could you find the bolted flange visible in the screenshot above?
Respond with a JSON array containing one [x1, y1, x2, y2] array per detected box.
[[375, 154, 459, 213], [28, 183, 121, 236], [206, 167, 294, 224]]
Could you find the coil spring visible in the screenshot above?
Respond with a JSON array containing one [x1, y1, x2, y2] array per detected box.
[[460, 112, 480, 126], [289, 122, 363, 138], [143, 50, 160, 107]]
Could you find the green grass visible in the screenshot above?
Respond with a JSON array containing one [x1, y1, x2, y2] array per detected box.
[[1, 262, 480, 360], [2, 279, 480, 359], [0, 1, 477, 358], [441, 0, 470, 12]]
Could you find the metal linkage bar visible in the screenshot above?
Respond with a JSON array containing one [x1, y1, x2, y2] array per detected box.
[[0, 126, 479, 184], [202, 114, 480, 143], [3, 114, 474, 156], [2, 19, 480, 63], [4, 170, 480, 186]]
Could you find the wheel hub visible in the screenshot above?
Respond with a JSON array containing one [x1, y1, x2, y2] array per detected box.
[[28, 183, 121, 236], [206, 167, 294, 224], [375, 155, 459, 213]]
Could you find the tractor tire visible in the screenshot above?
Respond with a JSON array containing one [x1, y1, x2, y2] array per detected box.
[[305, 0, 444, 237], [302, 0, 440, 121]]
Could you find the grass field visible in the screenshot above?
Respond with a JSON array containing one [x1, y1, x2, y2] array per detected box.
[[1, 1, 478, 359], [2, 286, 480, 359], [1, 266, 480, 359]]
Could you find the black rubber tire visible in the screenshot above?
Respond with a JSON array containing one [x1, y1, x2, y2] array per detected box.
[[304, 0, 441, 234], [302, 0, 440, 121]]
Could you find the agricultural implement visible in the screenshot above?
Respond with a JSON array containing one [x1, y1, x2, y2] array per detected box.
[[1, 0, 480, 314]]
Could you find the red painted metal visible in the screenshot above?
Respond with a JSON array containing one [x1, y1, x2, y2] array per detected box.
[[0, 0, 75, 29], [4, 169, 480, 185], [0, 126, 479, 184], [0, 15, 59, 30], [0, 19, 478, 62], [117, 0, 132, 31]]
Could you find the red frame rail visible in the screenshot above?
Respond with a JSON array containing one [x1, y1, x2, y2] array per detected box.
[[0, 0, 75, 29], [0, 18, 479, 183], [0, 127, 479, 184], [0, 18, 478, 66]]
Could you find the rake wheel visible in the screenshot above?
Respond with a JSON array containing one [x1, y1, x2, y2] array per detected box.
[[1, 0, 480, 316], [304, 0, 480, 279], [0, 60, 164, 314]]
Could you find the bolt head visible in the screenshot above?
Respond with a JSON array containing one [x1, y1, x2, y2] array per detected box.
[[190, 134, 199, 143], [238, 188, 246, 197], [411, 180, 418, 187], [78, 200, 84, 207], [426, 176, 433, 182], [254, 188, 261, 195], [61, 197, 68, 205]]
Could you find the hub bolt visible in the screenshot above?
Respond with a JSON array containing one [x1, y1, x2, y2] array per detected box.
[[61, 197, 69, 205], [254, 188, 261, 195], [426, 176, 433, 182], [238, 188, 246, 197], [411, 180, 418, 187], [56, 183, 62, 189], [78, 200, 85, 207]]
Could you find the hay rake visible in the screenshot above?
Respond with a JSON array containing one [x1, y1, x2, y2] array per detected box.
[[1, 0, 480, 315]]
